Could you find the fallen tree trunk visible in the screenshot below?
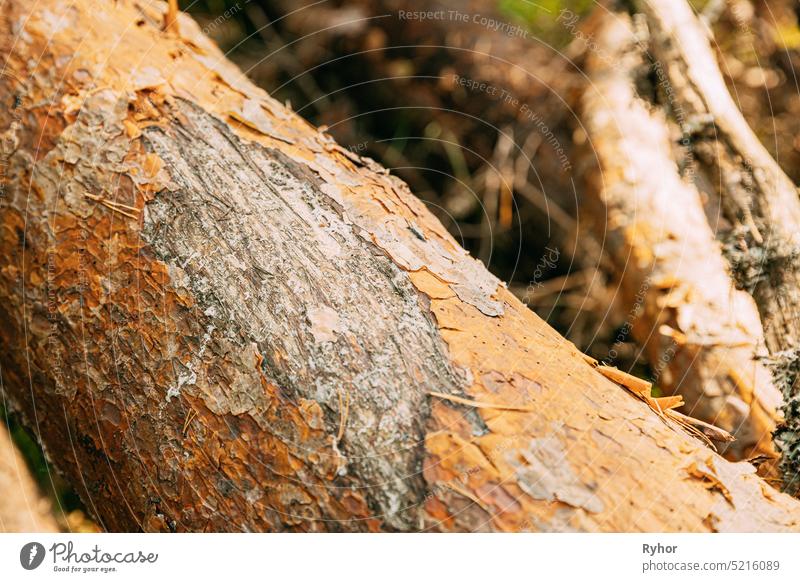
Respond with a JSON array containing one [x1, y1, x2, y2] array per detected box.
[[0, 424, 59, 532], [579, 9, 781, 461], [633, 0, 800, 491], [257, 0, 774, 456], [2, 0, 800, 531]]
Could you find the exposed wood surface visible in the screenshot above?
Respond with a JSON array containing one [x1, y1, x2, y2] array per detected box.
[[1, 0, 800, 531]]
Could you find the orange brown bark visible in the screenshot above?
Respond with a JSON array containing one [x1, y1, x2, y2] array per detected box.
[[0, 0, 799, 531]]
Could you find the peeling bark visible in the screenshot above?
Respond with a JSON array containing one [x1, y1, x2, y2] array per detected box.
[[261, 0, 763, 462], [579, 10, 781, 461], [632, 0, 800, 491], [1, 0, 800, 531]]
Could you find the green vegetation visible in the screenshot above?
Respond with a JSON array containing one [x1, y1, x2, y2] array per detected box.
[[1, 400, 84, 519], [497, 0, 594, 44]]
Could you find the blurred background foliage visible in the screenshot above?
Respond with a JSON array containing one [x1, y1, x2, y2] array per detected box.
[[1, 400, 99, 531], [497, 0, 594, 41]]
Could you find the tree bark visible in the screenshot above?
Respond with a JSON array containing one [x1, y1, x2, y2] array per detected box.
[[0, 424, 59, 532], [632, 0, 800, 492], [257, 0, 781, 460], [579, 8, 781, 461], [2, 0, 800, 532]]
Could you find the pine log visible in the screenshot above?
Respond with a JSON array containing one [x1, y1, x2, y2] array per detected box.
[[1, 0, 800, 531]]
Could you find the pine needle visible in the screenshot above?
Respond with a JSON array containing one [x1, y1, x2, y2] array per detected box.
[[666, 409, 735, 444], [428, 391, 536, 412], [84, 192, 140, 219], [441, 481, 491, 512], [336, 388, 350, 443], [182, 409, 197, 437]]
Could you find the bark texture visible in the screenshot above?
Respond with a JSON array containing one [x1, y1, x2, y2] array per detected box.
[[580, 9, 781, 460], [633, 0, 800, 491], [0, 424, 59, 532], [1, 0, 800, 531], [259, 0, 770, 460]]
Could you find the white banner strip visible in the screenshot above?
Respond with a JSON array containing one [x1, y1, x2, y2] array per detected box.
[[1, 533, 798, 581]]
